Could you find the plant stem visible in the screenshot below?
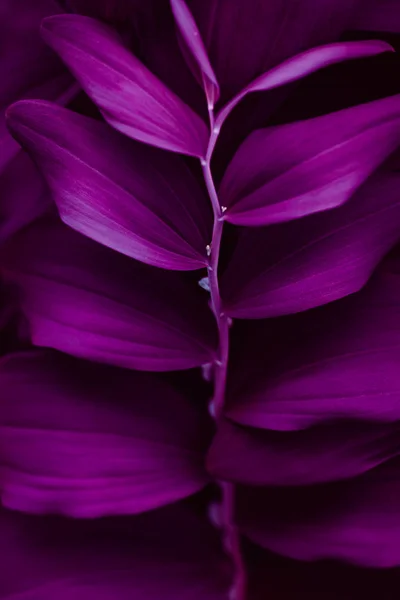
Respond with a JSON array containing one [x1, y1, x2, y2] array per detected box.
[[201, 114, 247, 600], [202, 160, 228, 417]]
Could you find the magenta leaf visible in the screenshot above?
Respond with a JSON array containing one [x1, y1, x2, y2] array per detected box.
[[208, 418, 400, 486], [221, 171, 400, 319], [220, 95, 400, 226], [41, 14, 208, 157], [227, 253, 400, 430], [170, 0, 219, 108], [0, 0, 77, 171], [1, 83, 77, 245], [241, 41, 392, 95], [0, 501, 230, 598], [237, 459, 400, 567], [0, 0, 77, 243], [6, 101, 211, 271], [215, 40, 393, 129], [1, 74, 77, 175], [1, 75, 78, 245], [0, 217, 217, 371], [0, 0, 69, 111], [188, 0, 366, 99], [0, 350, 210, 517]]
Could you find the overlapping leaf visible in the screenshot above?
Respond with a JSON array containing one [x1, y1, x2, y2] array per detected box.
[[226, 254, 400, 430], [130, 0, 206, 117], [0, 217, 217, 371], [170, 0, 219, 108], [0, 350, 210, 517], [221, 171, 400, 318], [1, 79, 77, 244], [0, 501, 230, 598], [41, 14, 208, 156], [188, 0, 365, 99], [6, 101, 211, 270], [0, 0, 77, 243], [208, 418, 400, 486], [219, 95, 400, 226], [1, 75, 76, 174], [0, 0, 66, 111], [215, 40, 393, 127], [237, 459, 400, 567]]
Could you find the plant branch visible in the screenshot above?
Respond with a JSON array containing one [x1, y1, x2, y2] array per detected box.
[[201, 115, 247, 600]]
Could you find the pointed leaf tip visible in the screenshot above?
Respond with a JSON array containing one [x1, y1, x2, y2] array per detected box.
[[220, 95, 400, 226], [170, 0, 219, 108], [0, 218, 217, 371], [208, 418, 400, 486], [0, 351, 210, 517], [216, 40, 394, 128], [238, 460, 400, 567], [227, 256, 400, 431], [40, 14, 208, 157], [222, 171, 400, 319], [6, 100, 212, 271]]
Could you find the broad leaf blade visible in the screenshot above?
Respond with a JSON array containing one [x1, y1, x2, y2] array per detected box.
[[237, 459, 400, 567], [188, 0, 365, 100], [7, 101, 211, 271], [246, 40, 393, 94], [170, 0, 219, 108], [216, 40, 393, 126], [220, 95, 400, 226], [0, 0, 77, 243], [208, 418, 400, 486], [227, 254, 400, 430], [0, 350, 210, 517], [0, 217, 217, 371], [41, 14, 208, 157], [0, 501, 230, 598], [222, 172, 400, 318]]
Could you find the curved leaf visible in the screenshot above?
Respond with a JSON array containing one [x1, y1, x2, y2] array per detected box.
[[0, 350, 210, 517], [0, 0, 76, 166], [237, 459, 400, 567], [0, 0, 77, 243], [221, 171, 400, 318], [6, 101, 211, 271], [0, 217, 217, 371], [215, 40, 393, 128], [227, 253, 400, 430], [188, 0, 365, 99], [1, 75, 78, 245], [0, 501, 230, 598], [41, 14, 208, 157], [0, 0, 67, 110], [170, 0, 219, 108], [208, 418, 400, 486], [220, 95, 400, 226]]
